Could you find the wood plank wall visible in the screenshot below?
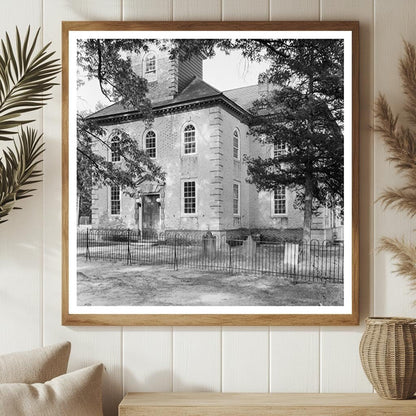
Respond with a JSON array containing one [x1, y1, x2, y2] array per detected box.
[[1, 1, 415, 415]]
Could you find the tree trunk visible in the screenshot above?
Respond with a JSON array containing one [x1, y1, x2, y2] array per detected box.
[[77, 194, 80, 226], [303, 173, 313, 242], [303, 72, 314, 243]]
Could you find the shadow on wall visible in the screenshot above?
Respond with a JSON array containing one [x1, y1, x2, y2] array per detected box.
[[103, 364, 124, 416]]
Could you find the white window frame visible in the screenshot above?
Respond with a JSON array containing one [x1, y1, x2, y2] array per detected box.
[[273, 140, 287, 158], [110, 185, 121, 216], [182, 123, 197, 155], [144, 130, 157, 159], [181, 179, 197, 216], [271, 185, 287, 216], [144, 52, 156, 75], [110, 135, 121, 163], [233, 182, 240, 216], [233, 128, 240, 160]]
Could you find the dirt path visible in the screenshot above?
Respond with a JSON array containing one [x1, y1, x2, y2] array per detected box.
[[77, 259, 343, 307]]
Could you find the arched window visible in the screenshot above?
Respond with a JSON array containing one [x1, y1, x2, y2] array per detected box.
[[183, 124, 196, 154], [233, 128, 240, 160], [145, 130, 156, 158], [144, 52, 156, 75], [111, 135, 120, 162]]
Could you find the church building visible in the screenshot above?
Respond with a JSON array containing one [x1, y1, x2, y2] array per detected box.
[[87, 46, 342, 241]]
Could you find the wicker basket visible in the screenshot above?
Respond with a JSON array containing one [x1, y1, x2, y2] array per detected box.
[[359, 317, 416, 399]]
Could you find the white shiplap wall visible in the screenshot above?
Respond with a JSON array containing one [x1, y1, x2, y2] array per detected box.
[[1, 1, 415, 415]]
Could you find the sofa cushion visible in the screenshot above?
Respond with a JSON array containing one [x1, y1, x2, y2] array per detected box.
[[0, 342, 71, 384], [0, 363, 103, 416]]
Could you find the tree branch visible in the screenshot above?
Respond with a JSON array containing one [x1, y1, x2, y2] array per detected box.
[[77, 147, 107, 175], [254, 39, 289, 60], [96, 40, 113, 102]]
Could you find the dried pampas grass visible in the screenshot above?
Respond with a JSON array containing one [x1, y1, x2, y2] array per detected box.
[[375, 41, 416, 300]]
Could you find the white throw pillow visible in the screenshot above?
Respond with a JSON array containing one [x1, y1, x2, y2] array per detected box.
[[0, 364, 104, 416], [0, 342, 71, 384]]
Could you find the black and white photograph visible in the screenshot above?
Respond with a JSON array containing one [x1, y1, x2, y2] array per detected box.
[[64, 23, 356, 323]]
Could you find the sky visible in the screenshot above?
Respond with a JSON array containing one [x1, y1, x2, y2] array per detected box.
[[77, 47, 269, 113], [203, 49, 268, 91]]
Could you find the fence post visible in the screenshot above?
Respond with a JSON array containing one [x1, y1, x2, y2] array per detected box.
[[228, 243, 232, 273], [127, 229, 131, 265], [335, 243, 338, 282], [85, 228, 90, 261], [174, 234, 178, 270]]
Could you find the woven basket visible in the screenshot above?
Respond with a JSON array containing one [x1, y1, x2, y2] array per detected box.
[[359, 317, 416, 399]]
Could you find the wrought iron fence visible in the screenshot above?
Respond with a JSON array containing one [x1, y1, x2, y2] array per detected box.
[[77, 229, 344, 283]]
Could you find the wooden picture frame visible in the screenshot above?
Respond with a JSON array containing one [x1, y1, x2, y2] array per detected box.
[[62, 21, 359, 326]]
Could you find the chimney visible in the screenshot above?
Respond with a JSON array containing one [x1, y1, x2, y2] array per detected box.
[[258, 72, 271, 96], [258, 80, 270, 96]]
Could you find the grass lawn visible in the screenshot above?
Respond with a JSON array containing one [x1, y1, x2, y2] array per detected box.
[[77, 258, 344, 307]]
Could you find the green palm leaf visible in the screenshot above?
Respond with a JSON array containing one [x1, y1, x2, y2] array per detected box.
[[0, 27, 60, 141], [0, 26, 59, 225], [0, 127, 44, 223]]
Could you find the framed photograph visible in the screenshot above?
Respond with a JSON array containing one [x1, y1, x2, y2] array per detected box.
[[62, 21, 359, 326]]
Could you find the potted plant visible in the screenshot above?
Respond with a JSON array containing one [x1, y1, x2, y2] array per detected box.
[[359, 41, 416, 400]]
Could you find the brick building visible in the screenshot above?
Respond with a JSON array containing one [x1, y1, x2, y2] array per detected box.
[[87, 46, 342, 241]]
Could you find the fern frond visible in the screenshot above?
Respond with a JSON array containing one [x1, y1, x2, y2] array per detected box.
[[0, 127, 44, 223]]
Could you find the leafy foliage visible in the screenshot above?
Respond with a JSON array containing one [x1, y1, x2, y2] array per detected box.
[[0, 128, 44, 224], [0, 27, 60, 141], [375, 41, 416, 300], [247, 87, 344, 206], [0, 27, 59, 224], [244, 39, 344, 240], [77, 39, 153, 121]]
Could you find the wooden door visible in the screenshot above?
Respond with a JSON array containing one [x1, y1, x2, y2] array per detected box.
[[142, 194, 160, 237]]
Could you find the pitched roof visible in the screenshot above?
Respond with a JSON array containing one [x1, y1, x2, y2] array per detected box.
[[87, 78, 260, 121], [222, 84, 259, 112], [88, 101, 127, 119], [172, 76, 221, 102]]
